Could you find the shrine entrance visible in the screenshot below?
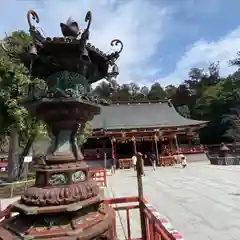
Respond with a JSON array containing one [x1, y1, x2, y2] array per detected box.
[[115, 141, 133, 158]]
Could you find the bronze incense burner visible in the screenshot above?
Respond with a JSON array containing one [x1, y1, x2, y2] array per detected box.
[[0, 9, 123, 239]]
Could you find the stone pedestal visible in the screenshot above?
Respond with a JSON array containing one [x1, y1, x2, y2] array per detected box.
[[0, 99, 115, 239]]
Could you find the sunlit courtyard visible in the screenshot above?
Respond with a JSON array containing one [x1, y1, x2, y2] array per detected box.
[[105, 162, 240, 240]]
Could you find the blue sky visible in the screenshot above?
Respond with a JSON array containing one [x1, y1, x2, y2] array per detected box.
[[1, 0, 240, 86]]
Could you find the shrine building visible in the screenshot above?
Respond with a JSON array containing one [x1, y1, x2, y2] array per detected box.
[[83, 100, 207, 166]]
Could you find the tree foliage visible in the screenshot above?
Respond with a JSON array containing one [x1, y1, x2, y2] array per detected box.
[[0, 31, 47, 181]]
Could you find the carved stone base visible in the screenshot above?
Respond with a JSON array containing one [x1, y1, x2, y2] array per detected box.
[[2, 203, 115, 240], [21, 161, 100, 207], [12, 195, 102, 215], [22, 180, 99, 206]]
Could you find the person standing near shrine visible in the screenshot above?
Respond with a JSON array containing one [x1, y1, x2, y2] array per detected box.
[[111, 152, 117, 175], [175, 153, 187, 168], [150, 152, 157, 171], [132, 154, 137, 171], [181, 154, 187, 168]]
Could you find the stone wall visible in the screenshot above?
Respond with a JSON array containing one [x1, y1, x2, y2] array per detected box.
[[207, 153, 240, 165]]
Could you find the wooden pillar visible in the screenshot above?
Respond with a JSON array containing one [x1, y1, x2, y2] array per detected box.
[[102, 138, 107, 169], [188, 136, 192, 147], [169, 137, 174, 153], [151, 138, 155, 153], [132, 136, 137, 155], [111, 137, 116, 158], [154, 135, 159, 165], [174, 134, 180, 152], [136, 152, 147, 240], [187, 128, 193, 147], [102, 138, 106, 157]]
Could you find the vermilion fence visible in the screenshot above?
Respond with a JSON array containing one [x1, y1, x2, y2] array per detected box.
[[159, 156, 175, 166], [89, 168, 107, 187], [0, 207, 11, 225], [0, 197, 184, 239], [104, 196, 184, 240], [0, 162, 7, 172], [171, 146, 204, 154]]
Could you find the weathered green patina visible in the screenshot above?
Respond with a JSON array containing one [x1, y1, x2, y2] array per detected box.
[[49, 173, 68, 185], [47, 71, 89, 93], [72, 170, 86, 182]]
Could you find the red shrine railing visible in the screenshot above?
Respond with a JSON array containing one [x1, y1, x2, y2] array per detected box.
[[89, 168, 107, 187], [0, 197, 184, 240], [171, 146, 204, 154], [104, 196, 184, 240]]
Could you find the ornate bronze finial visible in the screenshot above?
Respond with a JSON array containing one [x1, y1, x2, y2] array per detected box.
[[85, 11, 92, 32], [61, 17, 80, 38], [107, 39, 123, 63], [80, 11, 92, 42], [27, 10, 40, 29], [27, 9, 44, 44], [110, 39, 123, 54]]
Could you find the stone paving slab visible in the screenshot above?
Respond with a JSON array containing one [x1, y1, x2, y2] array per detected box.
[[105, 162, 240, 240]]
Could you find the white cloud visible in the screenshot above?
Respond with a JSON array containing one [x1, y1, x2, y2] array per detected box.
[[159, 27, 240, 86], [0, 0, 170, 85], [2, 0, 239, 88]]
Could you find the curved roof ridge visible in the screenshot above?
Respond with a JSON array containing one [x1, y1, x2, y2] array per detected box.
[[111, 99, 170, 105], [91, 100, 208, 130], [169, 102, 207, 122]]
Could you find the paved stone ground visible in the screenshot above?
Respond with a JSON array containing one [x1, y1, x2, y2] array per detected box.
[[105, 162, 240, 240]]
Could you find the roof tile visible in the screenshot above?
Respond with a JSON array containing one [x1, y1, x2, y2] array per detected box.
[[91, 102, 207, 130]]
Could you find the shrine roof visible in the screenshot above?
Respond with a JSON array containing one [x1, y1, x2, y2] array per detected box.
[[91, 100, 208, 130]]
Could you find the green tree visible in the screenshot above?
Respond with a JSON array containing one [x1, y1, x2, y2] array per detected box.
[[222, 107, 240, 143], [164, 85, 177, 99], [128, 82, 140, 99], [177, 105, 191, 118], [134, 86, 149, 101], [93, 81, 112, 99], [148, 83, 166, 100], [0, 31, 46, 181], [117, 84, 131, 101], [229, 51, 240, 67]]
